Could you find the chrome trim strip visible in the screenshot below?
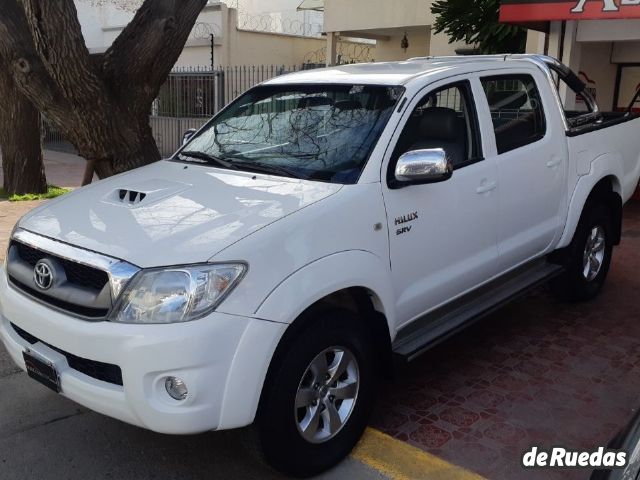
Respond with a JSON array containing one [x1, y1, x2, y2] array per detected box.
[[11, 228, 141, 302]]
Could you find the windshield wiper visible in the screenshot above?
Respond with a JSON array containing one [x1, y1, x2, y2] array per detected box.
[[228, 160, 307, 180], [178, 151, 236, 170]]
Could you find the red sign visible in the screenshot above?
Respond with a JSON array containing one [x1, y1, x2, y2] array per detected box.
[[500, 0, 640, 23]]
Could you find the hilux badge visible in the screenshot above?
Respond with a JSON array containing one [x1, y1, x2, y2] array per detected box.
[[34, 260, 54, 290], [395, 211, 419, 236], [395, 212, 418, 226]]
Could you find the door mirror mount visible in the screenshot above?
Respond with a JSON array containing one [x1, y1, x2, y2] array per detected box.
[[393, 148, 453, 187], [182, 129, 197, 146]]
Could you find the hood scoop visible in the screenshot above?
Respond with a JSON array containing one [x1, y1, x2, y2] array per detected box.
[[102, 179, 191, 208], [118, 189, 147, 205]]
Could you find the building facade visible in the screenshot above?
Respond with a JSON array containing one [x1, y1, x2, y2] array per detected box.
[[299, 0, 472, 65], [75, 0, 328, 69], [501, 0, 640, 112]]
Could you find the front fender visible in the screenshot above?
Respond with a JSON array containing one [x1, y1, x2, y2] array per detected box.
[[557, 153, 623, 248], [254, 250, 397, 335]]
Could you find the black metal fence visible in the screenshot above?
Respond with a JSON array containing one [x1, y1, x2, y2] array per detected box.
[[44, 64, 321, 157], [150, 65, 305, 155]]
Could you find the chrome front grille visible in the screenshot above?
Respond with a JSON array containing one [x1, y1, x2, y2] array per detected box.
[[13, 241, 109, 291], [6, 229, 140, 320]]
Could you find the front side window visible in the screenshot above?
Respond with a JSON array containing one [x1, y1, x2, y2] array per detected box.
[[391, 82, 481, 172], [481, 74, 547, 155], [177, 84, 403, 184]]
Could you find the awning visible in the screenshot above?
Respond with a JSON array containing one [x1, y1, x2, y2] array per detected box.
[[500, 0, 640, 23], [297, 0, 324, 12]]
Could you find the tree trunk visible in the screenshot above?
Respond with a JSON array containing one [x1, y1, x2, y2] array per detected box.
[[0, 0, 207, 182], [71, 114, 160, 180], [0, 67, 46, 195]]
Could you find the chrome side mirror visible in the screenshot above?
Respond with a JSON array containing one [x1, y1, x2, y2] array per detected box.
[[394, 148, 453, 186], [182, 128, 197, 146]]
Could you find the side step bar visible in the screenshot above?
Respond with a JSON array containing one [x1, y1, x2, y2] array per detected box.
[[392, 260, 564, 363]]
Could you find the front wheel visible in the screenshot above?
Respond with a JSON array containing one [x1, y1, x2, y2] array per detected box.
[[256, 309, 375, 478], [551, 203, 613, 301]]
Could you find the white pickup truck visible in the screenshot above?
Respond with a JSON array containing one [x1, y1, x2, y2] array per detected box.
[[2, 55, 640, 476]]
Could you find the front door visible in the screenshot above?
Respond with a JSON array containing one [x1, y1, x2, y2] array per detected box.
[[383, 79, 499, 327]]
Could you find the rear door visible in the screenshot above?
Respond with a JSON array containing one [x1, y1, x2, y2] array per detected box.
[[476, 69, 568, 272]]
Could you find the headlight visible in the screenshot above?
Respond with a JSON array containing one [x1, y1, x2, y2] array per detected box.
[[110, 263, 246, 324]]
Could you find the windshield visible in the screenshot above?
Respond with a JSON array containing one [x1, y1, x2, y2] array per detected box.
[[176, 84, 404, 184]]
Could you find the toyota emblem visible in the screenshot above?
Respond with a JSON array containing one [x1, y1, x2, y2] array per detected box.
[[33, 260, 54, 290]]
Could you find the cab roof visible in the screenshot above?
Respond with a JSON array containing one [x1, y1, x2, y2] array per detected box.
[[263, 55, 547, 87]]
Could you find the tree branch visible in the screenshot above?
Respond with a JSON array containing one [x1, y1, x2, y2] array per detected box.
[[19, 0, 105, 106], [102, 0, 207, 106], [0, 0, 72, 130]]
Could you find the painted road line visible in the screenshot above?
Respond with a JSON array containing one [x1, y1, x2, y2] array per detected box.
[[352, 428, 485, 480]]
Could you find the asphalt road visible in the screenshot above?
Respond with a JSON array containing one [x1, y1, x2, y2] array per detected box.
[[0, 345, 385, 480]]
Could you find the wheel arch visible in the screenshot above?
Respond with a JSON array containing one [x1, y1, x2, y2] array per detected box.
[[254, 250, 396, 329], [587, 176, 623, 245], [255, 285, 394, 422], [558, 170, 624, 249]]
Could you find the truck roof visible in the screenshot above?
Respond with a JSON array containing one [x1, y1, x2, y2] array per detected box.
[[263, 55, 548, 87]]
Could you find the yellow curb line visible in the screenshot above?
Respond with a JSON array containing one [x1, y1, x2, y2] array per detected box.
[[352, 428, 485, 480]]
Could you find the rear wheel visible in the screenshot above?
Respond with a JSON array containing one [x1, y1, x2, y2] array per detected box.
[[256, 309, 375, 478], [551, 204, 613, 301]]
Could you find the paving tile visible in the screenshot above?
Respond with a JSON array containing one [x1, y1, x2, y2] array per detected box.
[[375, 202, 640, 479]]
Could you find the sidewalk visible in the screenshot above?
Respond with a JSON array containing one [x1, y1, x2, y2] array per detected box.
[[0, 150, 86, 261], [0, 150, 87, 190]]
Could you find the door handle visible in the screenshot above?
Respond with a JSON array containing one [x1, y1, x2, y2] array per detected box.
[[476, 181, 497, 194], [546, 157, 563, 168]]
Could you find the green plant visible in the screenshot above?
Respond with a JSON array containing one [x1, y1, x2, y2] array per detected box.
[[0, 185, 70, 202], [431, 0, 527, 54]]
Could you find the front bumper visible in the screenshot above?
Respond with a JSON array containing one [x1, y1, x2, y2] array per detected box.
[[0, 268, 286, 434]]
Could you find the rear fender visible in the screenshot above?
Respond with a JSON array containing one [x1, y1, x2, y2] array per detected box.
[[557, 153, 623, 249]]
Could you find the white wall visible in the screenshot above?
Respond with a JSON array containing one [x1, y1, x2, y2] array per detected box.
[[374, 30, 430, 62], [578, 42, 617, 111], [75, 1, 324, 68], [223, 0, 323, 37], [324, 0, 434, 33], [429, 30, 470, 56], [75, 1, 105, 49], [75, 0, 139, 51], [577, 19, 640, 43], [525, 30, 546, 54], [612, 42, 640, 63]]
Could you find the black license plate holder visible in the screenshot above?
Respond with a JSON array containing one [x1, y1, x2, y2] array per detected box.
[[22, 349, 61, 393]]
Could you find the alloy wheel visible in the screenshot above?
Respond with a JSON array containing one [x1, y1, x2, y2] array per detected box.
[[583, 225, 606, 282], [294, 346, 360, 444]]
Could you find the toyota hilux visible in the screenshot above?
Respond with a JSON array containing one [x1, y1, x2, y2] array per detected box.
[[2, 55, 640, 477]]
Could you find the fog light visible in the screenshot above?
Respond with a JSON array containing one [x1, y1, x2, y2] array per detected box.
[[165, 376, 188, 401]]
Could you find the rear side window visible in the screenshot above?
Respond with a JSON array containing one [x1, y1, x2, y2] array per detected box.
[[481, 74, 546, 155]]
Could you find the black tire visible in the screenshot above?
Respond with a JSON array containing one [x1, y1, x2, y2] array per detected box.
[[256, 309, 375, 478], [551, 203, 614, 301]]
